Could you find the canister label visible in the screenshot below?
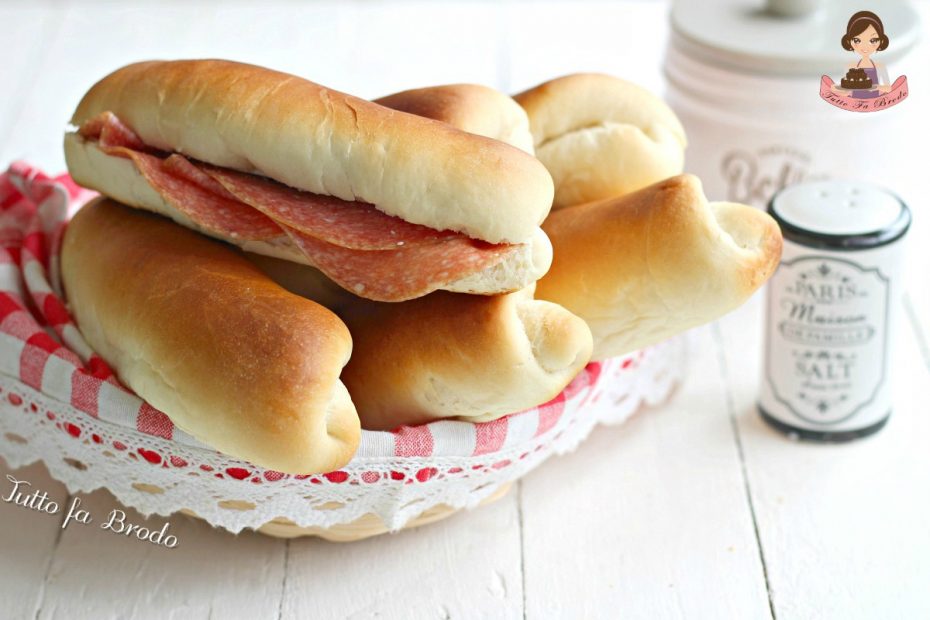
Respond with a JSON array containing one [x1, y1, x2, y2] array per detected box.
[[763, 250, 891, 429]]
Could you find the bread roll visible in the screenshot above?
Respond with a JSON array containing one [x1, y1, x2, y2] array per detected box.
[[375, 84, 534, 154], [535, 175, 782, 360], [514, 73, 686, 209], [61, 199, 359, 474], [248, 255, 592, 429], [69, 59, 553, 244], [336, 286, 593, 429]]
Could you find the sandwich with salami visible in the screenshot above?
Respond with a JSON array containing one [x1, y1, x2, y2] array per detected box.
[[64, 60, 555, 302]]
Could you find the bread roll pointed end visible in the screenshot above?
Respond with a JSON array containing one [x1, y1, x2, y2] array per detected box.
[[339, 287, 593, 429], [537, 174, 782, 360]]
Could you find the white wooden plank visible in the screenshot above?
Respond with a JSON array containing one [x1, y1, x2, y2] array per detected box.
[[339, 0, 507, 98], [0, 1, 355, 174], [0, 458, 70, 620], [280, 491, 524, 619], [904, 203, 930, 371], [893, 19, 930, 356], [723, 292, 930, 620], [0, 2, 63, 161], [520, 323, 772, 619], [34, 487, 286, 620], [0, 0, 513, 174], [504, 1, 669, 95]]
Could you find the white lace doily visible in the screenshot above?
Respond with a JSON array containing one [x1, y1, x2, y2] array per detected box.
[[0, 336, 686, 534]]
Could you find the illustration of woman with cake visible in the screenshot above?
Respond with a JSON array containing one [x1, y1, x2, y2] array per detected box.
[[832, 11, 891, 99]]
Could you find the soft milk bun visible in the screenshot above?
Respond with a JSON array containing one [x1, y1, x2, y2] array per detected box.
[[515, 73, 687, 209]]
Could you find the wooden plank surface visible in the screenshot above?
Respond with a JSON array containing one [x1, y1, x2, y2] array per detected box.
[[0, 458, 70, 620], [281, 492, 524, 620], [0, 1, 362, 174], [520, 325, 772, 619], [340, 1, 507, 98], [0, 2, 63, 158], [34, 488, 287, 620], [721, 294, 930, 620], [505, 1, 669, 94]]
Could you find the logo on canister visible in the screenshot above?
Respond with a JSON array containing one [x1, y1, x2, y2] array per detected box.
[[759, 181, 910, 441], [820, 10, 909, 113]]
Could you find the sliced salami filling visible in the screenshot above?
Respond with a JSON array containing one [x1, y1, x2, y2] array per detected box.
[[80, 117, 283, 241], [76, 112, 520, 301], [201, 165, 459, 250], [111, 147, 285, 240], [283, 226, 518, 301], [80, 111, 148, 151]]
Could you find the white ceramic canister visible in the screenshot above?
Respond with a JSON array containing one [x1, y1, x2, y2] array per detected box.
[[759, 180, 911, 441], [664, 0, 921, 208]]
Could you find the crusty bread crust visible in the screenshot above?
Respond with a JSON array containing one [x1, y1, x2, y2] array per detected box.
[[515, 73, 686, 208], [61, 198, 360, 474], [336, 286, 593, 429], [535, 175, 783, 359], [375, 84, 534, 154], [71, 59, 553, 243]]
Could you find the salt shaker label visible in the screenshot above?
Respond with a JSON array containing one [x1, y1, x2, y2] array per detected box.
[[765, 254, 889, 427], [759, 180, 909, 441]]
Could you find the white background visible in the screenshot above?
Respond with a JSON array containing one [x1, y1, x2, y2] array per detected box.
[[1, 1, 929, 618]]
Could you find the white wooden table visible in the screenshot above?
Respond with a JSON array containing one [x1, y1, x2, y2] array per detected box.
[[2, 2, 928, 618]]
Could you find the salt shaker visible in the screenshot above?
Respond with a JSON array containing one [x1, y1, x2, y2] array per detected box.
[[758, 180, 911, 441]]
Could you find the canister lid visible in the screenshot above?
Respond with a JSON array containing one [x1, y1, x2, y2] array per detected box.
[[670, 0, 921, 76], [769, 180, 911, 249]]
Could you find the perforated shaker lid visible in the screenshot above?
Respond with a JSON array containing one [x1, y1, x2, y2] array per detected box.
[[769, 180, 911, 250], [670, 0, 921, 76]]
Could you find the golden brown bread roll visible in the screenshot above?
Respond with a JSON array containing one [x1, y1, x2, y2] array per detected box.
[[535, 175, 782, 360], [245, 252, 358, 315], [374, 84, 534, 154], [69, 59, 552, 245], [61, 199, 360, 474], [515, 73, 686, 209], [337, 287, 593, 429]]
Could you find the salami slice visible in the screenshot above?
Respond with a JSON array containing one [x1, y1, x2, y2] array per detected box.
[[106, 147, 284, 240], [162, 155, 240, 201], [201, 165, 459, 250], [78, 112, 148, 152], [82, 114, 283, 240], [283, 225, 519, 302]]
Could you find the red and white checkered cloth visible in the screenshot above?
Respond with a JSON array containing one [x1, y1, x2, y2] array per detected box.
[[0, 163, 616, 469]]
